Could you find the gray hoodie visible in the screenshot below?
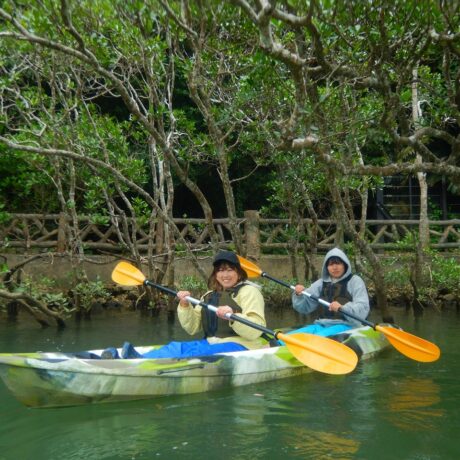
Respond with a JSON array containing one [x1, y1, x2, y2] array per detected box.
[[291, 247, 370, 327]]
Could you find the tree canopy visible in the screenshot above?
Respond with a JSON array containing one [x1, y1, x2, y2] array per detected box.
[[1, 1, 459, 214]]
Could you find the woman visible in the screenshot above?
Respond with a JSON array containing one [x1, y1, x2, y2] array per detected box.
[[290, 247, 369, 337], [176, 250, 267, 351], [102, 250, 267, 359]]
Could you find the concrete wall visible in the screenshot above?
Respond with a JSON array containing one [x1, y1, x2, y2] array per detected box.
[[2, 254, 318, 286]]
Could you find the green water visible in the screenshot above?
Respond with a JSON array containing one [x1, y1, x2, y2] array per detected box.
[[0, 307, 458, 460]]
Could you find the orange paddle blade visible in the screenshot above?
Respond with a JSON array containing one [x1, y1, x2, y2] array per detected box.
[[278, 332, 358, 375], [111, 261, 146, 286], [237, 255, 263, 278], [376, 326, 441, 363]]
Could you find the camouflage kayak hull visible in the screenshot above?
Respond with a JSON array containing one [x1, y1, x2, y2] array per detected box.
[[0, 326, 389, 408]]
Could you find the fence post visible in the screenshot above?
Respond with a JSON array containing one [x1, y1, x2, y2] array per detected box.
[[244, 210, 260, 261]]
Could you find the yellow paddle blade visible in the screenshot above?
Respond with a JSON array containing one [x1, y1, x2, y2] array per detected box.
[[237, 255, 263, 278], [111, 261, 146, 286], [278, 332, 358, 375], [376, 326, 441, 363]]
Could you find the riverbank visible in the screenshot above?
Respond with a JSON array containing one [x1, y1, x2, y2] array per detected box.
[[2, 252, 458, 327], [2, 252, 439, 287]]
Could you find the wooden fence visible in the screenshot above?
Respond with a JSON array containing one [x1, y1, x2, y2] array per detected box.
[[1, 213, 460, 254]]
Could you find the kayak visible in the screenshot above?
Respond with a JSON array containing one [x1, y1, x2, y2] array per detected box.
[[0, 325, 389, 408]]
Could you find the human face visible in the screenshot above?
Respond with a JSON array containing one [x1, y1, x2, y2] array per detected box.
[[215, 264, 239, 289], [327, 259, 345, 280]]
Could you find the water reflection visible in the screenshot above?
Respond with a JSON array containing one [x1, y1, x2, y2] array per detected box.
[[283, 428, 360, 459], [383, 377, 444, 431]]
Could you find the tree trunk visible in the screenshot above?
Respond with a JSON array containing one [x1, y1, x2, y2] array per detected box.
[[412, 67, 430, 249], [410, 66, 429, 316], [244, 210, 261, 261], [328, 176, 393, 322]]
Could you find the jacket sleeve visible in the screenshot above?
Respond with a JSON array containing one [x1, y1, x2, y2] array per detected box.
[[177, 301, 203, 336], [341, 275, 370, 323], [230, 285, 266, 341], [291, 279, 323, 314]]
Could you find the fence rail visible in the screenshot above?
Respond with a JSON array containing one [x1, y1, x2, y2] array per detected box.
[[1, 213, 460, 253]]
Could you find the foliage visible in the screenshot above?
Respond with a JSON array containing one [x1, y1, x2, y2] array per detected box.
[[425, 251, 460, 293], [382, 257, 412, 291], [0, 202, 10, 225], [1, 0, 459, 218], [381, 247, 460, 306], [40, 292, 71, 312], [259, 279, 293, 309], [71, 278, 110, 312], [175, 275, 207, 298], [3, 275, 71, 313]]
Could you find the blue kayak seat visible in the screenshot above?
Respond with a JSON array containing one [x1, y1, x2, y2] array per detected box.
[[278, 323, 353, 346], [141, 339, 247, 359]]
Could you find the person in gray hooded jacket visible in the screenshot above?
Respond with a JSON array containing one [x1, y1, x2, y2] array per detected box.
[[291, 247, 369, 332]]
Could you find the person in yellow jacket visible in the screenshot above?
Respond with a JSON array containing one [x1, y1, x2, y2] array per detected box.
[[177, 250, 267, 351], [101, 250, 267, 359]]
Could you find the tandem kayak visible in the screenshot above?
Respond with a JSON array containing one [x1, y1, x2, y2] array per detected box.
[[0, 325, 389, 408]]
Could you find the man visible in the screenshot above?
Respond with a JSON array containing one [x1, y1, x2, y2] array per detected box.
[[291, 247, 369, 336]]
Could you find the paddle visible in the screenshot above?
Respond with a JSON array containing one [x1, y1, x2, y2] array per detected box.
[[112, 261, 358, 375], [237, 255, 441, 363]]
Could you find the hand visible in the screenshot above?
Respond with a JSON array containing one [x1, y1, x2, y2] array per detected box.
[[294, 284, 305, 295], [216, 305, 233, 320], [328, 301, 342, 312], [177, 290, 191, 307]]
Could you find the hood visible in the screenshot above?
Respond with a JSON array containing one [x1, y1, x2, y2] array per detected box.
[[321, 247, 352, 282]]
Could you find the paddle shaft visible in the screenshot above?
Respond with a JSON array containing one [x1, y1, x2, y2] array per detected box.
[[260, 272, 375, 328], [144, 279, 282, 339]]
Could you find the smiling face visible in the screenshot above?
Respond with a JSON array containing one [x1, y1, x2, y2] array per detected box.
[[215, 264, 239, 289], [208, 260, 247, 291], [326, 258, 346, 280]]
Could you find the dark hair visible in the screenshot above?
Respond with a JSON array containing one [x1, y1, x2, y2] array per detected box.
[[207, 261, 248, 291], [327, 256, 344, 265]]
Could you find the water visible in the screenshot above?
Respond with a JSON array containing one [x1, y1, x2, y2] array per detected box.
[[0, 307, 459, 460]]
